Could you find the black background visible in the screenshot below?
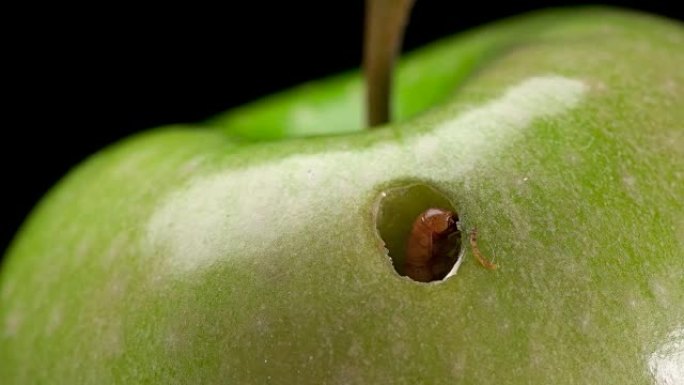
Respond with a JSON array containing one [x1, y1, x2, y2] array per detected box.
[[3, 1, 682, 256]]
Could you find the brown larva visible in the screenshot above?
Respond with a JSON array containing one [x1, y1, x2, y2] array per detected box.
[[404, 208, 461, 282]]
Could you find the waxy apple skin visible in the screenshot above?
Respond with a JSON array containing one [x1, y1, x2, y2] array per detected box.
[[2, 8, 683, 384]]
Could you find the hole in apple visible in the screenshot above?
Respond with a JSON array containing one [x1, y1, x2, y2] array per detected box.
[[374, 183, 463, 283]]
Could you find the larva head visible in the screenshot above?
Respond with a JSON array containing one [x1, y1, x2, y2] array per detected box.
[[421, 208, 457, 235]]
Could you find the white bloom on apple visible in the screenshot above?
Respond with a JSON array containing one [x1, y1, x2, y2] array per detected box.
[[146, 75, 587, 274]]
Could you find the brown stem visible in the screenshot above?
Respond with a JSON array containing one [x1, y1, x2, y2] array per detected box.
[[364, 0, 415, 128]]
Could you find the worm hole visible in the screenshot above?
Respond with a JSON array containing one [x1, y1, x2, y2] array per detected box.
[[374, 183, 462, 283]]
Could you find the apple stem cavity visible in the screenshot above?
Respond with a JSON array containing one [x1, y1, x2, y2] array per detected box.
[[364, 0, 415, 128]]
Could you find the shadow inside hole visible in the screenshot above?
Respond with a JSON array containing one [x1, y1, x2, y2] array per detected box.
[[375, 183, 461, 282]]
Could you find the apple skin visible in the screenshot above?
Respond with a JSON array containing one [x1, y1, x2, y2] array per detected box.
[[1, 7, 683, 384]]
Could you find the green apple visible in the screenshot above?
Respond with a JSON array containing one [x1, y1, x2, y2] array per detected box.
[[2, 7, 683, 384]]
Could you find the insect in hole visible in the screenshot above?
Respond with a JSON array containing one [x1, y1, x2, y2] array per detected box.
[[404, 210, 498, 281], [404, 208, 461, 282]]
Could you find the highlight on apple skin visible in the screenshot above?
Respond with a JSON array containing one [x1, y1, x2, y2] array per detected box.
[[1, 7, 683, 385]]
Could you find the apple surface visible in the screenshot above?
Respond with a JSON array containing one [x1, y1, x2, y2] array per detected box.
[[1, 7, 683, 384]]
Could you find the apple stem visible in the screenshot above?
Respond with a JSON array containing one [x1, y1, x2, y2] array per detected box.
[[364, 0, 415, 128]]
